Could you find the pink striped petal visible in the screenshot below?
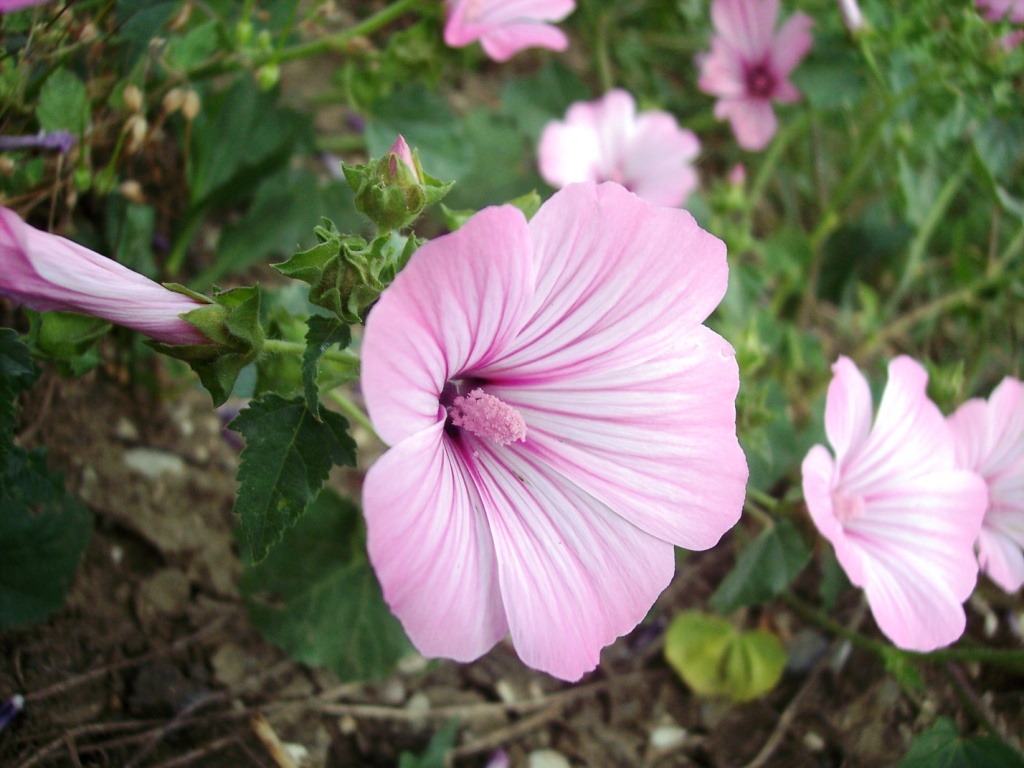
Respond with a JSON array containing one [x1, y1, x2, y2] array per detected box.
[[361, 206, 535, 446], [469, 440, 675, 680], [710, 0, 779, 61], [714, 97, 778, 151], [484, 183, 728, 378], [489, 325, 745, 551], [769, 11, 814, 77], [363, 422, 509, 661], [824, 356, 874, 472]]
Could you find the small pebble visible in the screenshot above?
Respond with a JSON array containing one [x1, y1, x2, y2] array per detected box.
[[527, 749, 571, 768]]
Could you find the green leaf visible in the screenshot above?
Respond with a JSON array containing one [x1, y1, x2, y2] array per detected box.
[[664, 611, 787, 703], [240, 488, 412, 681], [188, 77, 310, 208], [28, 311, 111, 378], [499, 63, 590, 142], [710, 520, 811, 612], [899, 717, 1024, 768], [0, 329, 38, 462], [37, 68, 90, 135], [0, 447, 93, 629], [302, 315, 352, 419], [398, 721, 460, 768], [229, 394, 357, 561]]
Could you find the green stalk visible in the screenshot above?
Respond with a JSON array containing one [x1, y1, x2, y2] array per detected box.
[[262, 338, 360, 371], [327, 388, 378, 441], [884, 154, 972, 316]]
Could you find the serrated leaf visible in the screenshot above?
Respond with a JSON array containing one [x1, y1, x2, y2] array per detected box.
[[710, 520, 811, 612], [664, 611, 786, 703], [37, 68, 90, 135], [0, 446, 93, 629], [229, 394, 356, 560], [899, 717, 1024, 768], [302, 316, 352, 419], [240, 488, 412, 681]]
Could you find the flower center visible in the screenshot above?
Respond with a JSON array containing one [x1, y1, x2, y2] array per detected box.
[[745, 62, 776, 98], [831, 490, 865, 524], [449, 388, 527, 446]]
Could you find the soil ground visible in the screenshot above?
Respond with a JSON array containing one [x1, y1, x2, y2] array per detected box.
[[2, 366, 1022, 768]]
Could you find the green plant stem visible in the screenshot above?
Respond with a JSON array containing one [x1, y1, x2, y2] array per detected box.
[[184, 0, 427, 80], [595, 10, 614, 92], [262, 338, 360, 371], [884, 154, 972, 316], [327, 388, 378, 441], [783, 592, 1024, 674]]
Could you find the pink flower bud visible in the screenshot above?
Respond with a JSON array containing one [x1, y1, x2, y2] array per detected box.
[[728, 163, 746, 187], [0, 207, 210, 346], [388, 134, 418, 181], [837, 0, 864, 32]]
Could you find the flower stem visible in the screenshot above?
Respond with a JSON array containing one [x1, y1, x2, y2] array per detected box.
[[262, 338, 361, 371], [783, 592, 1024, 675], [327, 388, 378, 441]]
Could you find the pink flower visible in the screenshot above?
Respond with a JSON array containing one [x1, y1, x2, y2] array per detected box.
[[537, 90, 701, 208], [361, 182, 748, 681], [837, 0, 863, 32], [0, 208, 209, 346], [698, 0, 814, 152], [948, 378, 1024, 594], [444, 0, 576, 62], [977, 0, 1024, 23], [801, 356, 988, 652]]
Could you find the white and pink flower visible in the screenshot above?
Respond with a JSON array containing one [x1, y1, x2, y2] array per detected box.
[[698, 0, 813, 152], [949, 377, 1024, 594], [977, 0, 1024, 23], [444, 0, 576, 62], [537, 90, 701, 208], [801, 356, 988, 652], [0, 207, 209, 346], [361, 182, 748, 680]]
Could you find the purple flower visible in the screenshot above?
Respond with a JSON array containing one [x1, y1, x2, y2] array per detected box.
[[802, 357, 988, 652], [698, 0, 813, 152], [949, 377, 1024, 594], [0, 207, 210, 346], [538, 90, 701, 208], [444, 0, 576, 62], [360, 182, 748, 680]]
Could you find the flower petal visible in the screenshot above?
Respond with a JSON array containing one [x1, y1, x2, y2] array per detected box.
[[468, 439, 675, 681], [824, 356, 874, 473], [363, 422, 509, 661], [623, 112, 701, 207], [479, 22, 569, 61], [977, 511, 1024, 593], [714, 97, 778, 151], [769, 11, 814, 77], [490, 325, 746, 550], [483, 183, 728, 381], [710, 0, 779, 61], [362, 205, 535, 445]]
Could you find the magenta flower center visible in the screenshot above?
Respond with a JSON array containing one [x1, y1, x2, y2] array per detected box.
[[744, 61, 777, 99], [449, 387, 527, 446], [831, 490, 865, 524]]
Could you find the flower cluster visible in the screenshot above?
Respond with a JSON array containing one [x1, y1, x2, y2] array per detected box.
[[802, 357, 1023, 652]]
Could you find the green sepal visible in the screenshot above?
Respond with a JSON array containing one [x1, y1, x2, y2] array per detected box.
[[342, 146, 453, 233], [148, 284, 265, 406], [506, 190, 542, 220], [439, 204, 475, 232], [439, 191, 540, 234], [274, 221, 420, 324]]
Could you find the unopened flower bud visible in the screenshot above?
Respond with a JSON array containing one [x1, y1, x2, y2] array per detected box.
[[162, 87, 185, 115], [125, 115, 148, 154], [78, 21, 99, 44], [728, 163, 746, 187], [168, 2, 193, 32], [837, 0, 864, 32], [123, 84, 144, 113], [119, 180, 145, 203], [342, 134, 453, 232], [182, 90, 201, 121], [255, 63, 280, 91]]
